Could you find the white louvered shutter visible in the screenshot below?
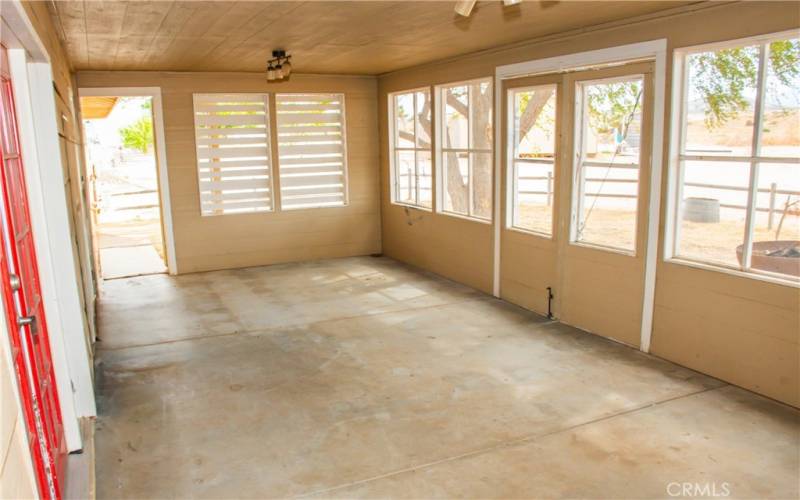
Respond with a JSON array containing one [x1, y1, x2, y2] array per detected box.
[[193, 93, 273, 216], [275, 93, 348, 210]]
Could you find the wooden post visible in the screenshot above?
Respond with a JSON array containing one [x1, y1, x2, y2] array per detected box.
[[767, 182, 777, 230]]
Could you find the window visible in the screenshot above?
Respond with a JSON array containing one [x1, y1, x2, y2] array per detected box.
[[572, 75, 644, 252], [438, 79, 493, 220], [389, 89, 432, 209], [193, 94, 273, 216], [508, 84, 557, 234], [670, 33, 799, 282], [275, 93, 348, 209]]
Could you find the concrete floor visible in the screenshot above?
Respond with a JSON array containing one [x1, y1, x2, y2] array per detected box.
[[95, 256, 800, 499]]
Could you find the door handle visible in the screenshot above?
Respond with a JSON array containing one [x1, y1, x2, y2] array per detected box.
[[18, 316, 34, 327], [18, 315, 38, 341], [9, 273, 20, 292]]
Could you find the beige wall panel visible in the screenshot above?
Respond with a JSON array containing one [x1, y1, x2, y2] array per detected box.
[[651, 263, 800, 407], [378, 2, 800, 406], [1, 327, 37, 500], [382, 209, 494, 293], [76, 71, 381, 273], [560, 253, 644, 348], [499, 233, 558, 316], [0, 421, 38, 500], [20, 2, 69, 83], [0, 350, 18, 465]]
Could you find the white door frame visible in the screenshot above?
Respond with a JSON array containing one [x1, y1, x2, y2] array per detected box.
[[78, 87, 178, 275], [2, 0, 97, 451], [493, 39, 668, 352]]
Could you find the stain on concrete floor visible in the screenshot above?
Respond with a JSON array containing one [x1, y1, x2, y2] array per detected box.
[[95, 256, 800, 499]]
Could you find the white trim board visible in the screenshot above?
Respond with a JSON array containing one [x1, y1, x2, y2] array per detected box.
[[492, 39, 668, 353], [78, 87, 178, 275]]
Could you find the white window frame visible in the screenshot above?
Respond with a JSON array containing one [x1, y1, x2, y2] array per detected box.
[[192, 93, 275, 217], [275, 92, 349, 211], [505, 83, 559, 238], [388, 87, 433, 211], [435, 77, 493, 223], [665, 29, 800, 287]]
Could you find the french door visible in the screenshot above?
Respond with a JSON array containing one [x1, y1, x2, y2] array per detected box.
[[0, 45, 66, 499], [501, 61, 654, 347]]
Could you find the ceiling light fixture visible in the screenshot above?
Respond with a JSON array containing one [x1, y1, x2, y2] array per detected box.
[[267, 49, 292, 82], [457, 0, 523, 17], [454, 0, 477, 17]]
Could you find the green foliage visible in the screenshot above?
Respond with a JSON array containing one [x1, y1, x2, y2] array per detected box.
[[689, 39, 799, 129], [585, 81, 642, 134], [690, 46, 759, 128], [119, 117, 153, 153]]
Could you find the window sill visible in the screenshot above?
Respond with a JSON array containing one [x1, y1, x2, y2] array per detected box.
[[437, 209, 492, 225], [505, 225, 554, 239], [391, 201, 432, 212], [280, 202, 348, 211], [664, 256, 800, 288]]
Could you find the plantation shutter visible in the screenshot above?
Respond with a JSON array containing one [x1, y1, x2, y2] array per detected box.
[[193, 93, 273, 216], [275, 93, 348, 209]]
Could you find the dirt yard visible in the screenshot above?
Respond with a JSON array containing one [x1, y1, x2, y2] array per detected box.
[[517, 203, 800, 273]]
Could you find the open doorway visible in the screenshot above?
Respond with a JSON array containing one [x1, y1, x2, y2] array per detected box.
[[80, 92, 172, 280]]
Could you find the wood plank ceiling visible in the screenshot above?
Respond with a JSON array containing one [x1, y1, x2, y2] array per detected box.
[[47, 0, 694, 75]]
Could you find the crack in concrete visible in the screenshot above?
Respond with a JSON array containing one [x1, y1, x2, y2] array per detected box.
[[295, 384, 729, 498]]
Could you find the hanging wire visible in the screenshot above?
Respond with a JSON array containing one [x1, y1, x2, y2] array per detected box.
[[577, 84, 643, 239]]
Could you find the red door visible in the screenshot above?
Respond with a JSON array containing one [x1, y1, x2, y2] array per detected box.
[[0, 45, 66, 500]]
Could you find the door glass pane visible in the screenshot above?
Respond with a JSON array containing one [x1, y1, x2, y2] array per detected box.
[[761, 38, 800, 158], [684, 44, 760, 157], [573, 76, 643, 252], [471, 152, 492, 219], [677, 160, 750, 267], [510, 85, 557, 234], [752, 163, 800, 279]]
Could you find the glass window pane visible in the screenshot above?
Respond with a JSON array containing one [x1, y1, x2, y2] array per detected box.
[[514, 85, 556, 160], [471, 152, 492, 219], [396, 150, 416, 205], [574, 77, 643, 252], [472, 81, 493, 151], [583, 78, 643, 164], [513, 161, 554, 235], [415, 90, 431, 149], [442, 151, 469, 214], [440, 79, 493, 219], [444, 85, 468, 150], [394, 93, 414, 148], [418, 150, 432, 209], [677, 160, 750, 267], [761, 38, 800, 158], [752, 163, 800, 279], [684, 45, 760, 156]]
